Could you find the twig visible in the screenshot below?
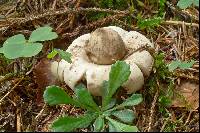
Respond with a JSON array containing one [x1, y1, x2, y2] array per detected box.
[[0, 73, 17, 84], [52, 0, 57, 10], [181, 10, 199, 22], [0, 7, 130, 34], [163, 20, 199, 28], [184, 111, 193, 126], [35, 103, 47, 120], [182, 21, 186, 60], [148, 83, 159, 132], [16, 108, 22, 132], [0, 7, 128, 27], [6, 97, 16, 106], [0, 76, 24, 105], [174, 72, 199, 81], [160, 117, 170, 132], [123, 44, 155, 60], [62, 13, 127, 38]]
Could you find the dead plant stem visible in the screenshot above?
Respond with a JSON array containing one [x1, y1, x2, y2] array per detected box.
[[0, 76, 24, 105], [147, 80, 159, 132]]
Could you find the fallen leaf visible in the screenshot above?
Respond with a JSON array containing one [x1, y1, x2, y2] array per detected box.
[[33, 58, 60, 105], [171, 80, 199, 110]]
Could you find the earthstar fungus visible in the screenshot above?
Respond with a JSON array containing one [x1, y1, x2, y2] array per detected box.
[[51, 26, 154, 96]]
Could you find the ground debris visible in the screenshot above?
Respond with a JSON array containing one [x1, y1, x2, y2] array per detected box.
[[0, 0, 199, 132], [172, 80, 199, 110]]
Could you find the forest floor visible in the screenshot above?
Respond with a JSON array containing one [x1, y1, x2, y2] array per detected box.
[[0, 0, 199, 132]]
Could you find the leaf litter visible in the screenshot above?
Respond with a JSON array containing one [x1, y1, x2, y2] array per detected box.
[[0, 0, 199, 132]]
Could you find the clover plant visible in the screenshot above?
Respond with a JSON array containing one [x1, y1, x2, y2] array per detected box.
[[0, 26, 57, 59], [0, 26, 71, 62]]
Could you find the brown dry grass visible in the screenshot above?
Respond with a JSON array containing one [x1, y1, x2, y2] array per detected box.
[[0, 0, 199, 132]]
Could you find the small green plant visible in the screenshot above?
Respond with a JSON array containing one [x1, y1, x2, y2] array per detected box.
[[145, 52, 174, 114], [136, 0, 166, 30], [158, 80, 174, 114], [168, 60, 195, 72], [43, 61, 143, 132], [147, 53, 196, 115], [154, 53, 174, 110], [154, 52, 172, 80], [0, 26, 58, 59], [137, 16, 163, 30], [0, 26, 71, 63], [177, 0, 199, 9], [158, 0, 166, 17], [98, 0, 129, 10], [47, 48, 72, 63]]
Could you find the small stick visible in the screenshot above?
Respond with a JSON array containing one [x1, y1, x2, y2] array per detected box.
[[62, 13, 126, 38], [35, 103, 47, 120], [147, 81, 159, 132], [16, 108, 22, 132], [52, 0, 57, 9], [184, 111, 193, 126], [160, 117, 170, 132], [163, 20, 199, 28], [174, 72, 199, 81], [0, 73, 17, 84], [0, 77, 24, 105], [0, 7, 129, 33], [123, 44, 155, 60], [6, 97, 16, 106], [2, 7, 129, 25]]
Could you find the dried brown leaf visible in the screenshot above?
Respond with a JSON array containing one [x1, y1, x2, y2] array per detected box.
[[171, 81, 199, 110], [33, 58, 60, 105]]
